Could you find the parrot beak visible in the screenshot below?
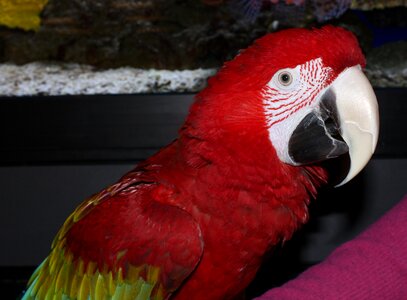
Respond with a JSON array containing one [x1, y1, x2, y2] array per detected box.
[[288, 66, 379, 186]]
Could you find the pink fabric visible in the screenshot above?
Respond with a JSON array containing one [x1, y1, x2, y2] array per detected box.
[[256, 195, 407, 300]]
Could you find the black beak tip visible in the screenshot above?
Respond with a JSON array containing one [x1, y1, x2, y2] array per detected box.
[[320, 152, 351, 186]]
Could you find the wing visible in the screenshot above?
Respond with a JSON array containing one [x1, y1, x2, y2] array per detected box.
[[23, 173, 203, 300]]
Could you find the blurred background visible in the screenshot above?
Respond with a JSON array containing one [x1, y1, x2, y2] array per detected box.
[[0, 0, 406, 298]]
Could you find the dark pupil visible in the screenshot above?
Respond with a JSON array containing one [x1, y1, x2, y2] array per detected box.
[[281, 73, 290, 82]]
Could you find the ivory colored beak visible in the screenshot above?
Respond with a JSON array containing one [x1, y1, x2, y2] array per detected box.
[[332, 66, 379, 186]]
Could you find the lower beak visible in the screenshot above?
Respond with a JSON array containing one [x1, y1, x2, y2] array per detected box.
[[288, 66, 379, 186]]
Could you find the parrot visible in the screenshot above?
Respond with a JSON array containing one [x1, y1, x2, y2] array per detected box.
[[22, 25, 379, 300]]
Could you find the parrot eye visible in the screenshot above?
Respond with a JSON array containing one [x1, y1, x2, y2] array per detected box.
[[270, 68, 298, 90], [278, 71, 293, 86], [266, 67, 300, 92]]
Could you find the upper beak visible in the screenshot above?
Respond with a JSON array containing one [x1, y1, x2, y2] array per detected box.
[[288, 66, 379, 186], [331, 66, 379, 186]]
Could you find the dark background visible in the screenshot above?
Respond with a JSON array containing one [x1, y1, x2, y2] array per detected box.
[[1, 89, 406, 298]]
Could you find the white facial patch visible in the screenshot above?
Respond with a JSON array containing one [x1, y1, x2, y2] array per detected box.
[[262, 58, 333, 164]]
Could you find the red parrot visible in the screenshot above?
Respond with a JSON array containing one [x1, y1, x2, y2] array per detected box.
[[23, 25, 379, 300]]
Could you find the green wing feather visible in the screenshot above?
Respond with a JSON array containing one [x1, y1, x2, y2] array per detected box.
[[22, 247, 164, 300], [22, 177, 165, 300], [22, 171, 203, 300]]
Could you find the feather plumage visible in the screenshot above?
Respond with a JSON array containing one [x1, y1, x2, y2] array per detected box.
[[22, 26, 372, 300], [23, 163, 203, 300]]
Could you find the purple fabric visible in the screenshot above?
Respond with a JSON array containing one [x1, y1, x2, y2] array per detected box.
[[255, 195, 407, 300]]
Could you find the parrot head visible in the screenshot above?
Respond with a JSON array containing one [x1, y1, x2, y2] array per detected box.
[[191, 25, 379, 186]]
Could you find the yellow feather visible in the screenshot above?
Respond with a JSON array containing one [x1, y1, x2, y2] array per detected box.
[[77, 259, 85, 276], [106, 271, 116, 296], [52, 226, 69, 248], [65, 251, 74, 264], [117, 267, 124, 285], [63, 259, 74, 295], [69, 268, 81, 298], [48, 252, 59, 275], [36, 279, 48, 300], [86, 260, 97, 276], [73, 201, 94, 222], [25, 246, 166, 300], [44, 279, 56, 300], [95, 274, 107, 300], [55, 288, 63, 300], [127, 265, 141, 282], [78, 274, 91, 300], [147, 266, 160, 284], [55, 261, 67, 293], [36, 268, 51, 298], [89, 274, 96, 299]]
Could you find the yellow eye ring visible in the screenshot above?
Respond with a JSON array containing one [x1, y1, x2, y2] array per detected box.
[[278, 71, 293, 86]]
